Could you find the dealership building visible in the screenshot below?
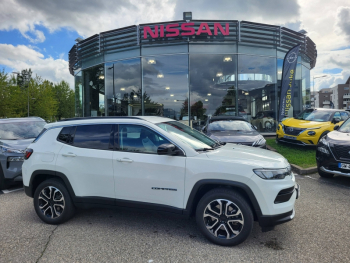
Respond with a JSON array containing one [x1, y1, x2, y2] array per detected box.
[[69, 13, 317, 132]]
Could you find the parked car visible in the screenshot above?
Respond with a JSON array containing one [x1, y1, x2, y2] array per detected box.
[[22, 116, 299, 246], [276, 108, 349, 146], [202, 116, 266, 148], [316, 116, 350, 178], [0, 117, 46, 190], [250, 111, 276, 132]]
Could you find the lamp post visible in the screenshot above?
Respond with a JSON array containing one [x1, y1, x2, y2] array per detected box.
[[12, 71, 32, 117], [312, 75, 327, 108]]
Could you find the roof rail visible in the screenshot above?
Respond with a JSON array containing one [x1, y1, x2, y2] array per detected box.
[[57, 116, 142, 122]]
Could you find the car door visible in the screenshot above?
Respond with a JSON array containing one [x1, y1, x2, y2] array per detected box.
[[55, 124, 115, 201], [112, 124, 186, 210]]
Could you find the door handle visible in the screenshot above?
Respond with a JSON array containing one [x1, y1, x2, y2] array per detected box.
[[116, 158, 133, 163], [62, 152, 77, 157]]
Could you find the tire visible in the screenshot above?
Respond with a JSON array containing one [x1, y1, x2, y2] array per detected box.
[[317, 164, 334, 178], [34, 179, 76, 224], [195, 188, 254, 246], [264, 121, 273, 132]]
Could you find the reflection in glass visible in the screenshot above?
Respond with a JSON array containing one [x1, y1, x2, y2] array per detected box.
[[302, 65, 311, 109], [75, 71, 83, 117], [189, 54, 237, 131], [83, 65, 105, 117], [142, 55, 188, 121], [105, 58, 141, 116], [238, 55, 276, 132]]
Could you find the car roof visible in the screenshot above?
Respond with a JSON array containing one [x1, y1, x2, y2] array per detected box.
[[0, 117, 45, 123], [209, 116, 247, 122]]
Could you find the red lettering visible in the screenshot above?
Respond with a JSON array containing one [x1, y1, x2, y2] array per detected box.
[[181, 23, 195, 36], [160, 25, 164, 37], [214, 23, 229, 35], [166, 24, 179, 37], [196, 23, 212, 35], [144, 26, 158, 39]]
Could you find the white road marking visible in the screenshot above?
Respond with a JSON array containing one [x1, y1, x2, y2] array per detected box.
[[2, 188, 23, 194]]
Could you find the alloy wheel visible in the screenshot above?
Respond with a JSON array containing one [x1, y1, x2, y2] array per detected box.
[[38, 186, 65, 219], [203, 199, 244, 239]]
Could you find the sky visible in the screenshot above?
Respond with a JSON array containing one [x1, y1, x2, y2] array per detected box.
[[0, 0, 349, 91]]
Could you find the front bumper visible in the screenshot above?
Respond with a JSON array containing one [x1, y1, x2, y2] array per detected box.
[[259, 183, 299, 230], [0, 154, 24, 181], [317, 147, 350, 178], [276, 128, 319, 146]]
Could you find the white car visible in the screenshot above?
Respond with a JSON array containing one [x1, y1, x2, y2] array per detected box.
[[22, 116, 299, 246]]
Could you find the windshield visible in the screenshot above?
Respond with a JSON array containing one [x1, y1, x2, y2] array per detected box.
[[208, 120, 255, 132], [297, 109, 332, 122], [0, 121, 46, 140], [156, 121, 218, 150], [339, 118, 350, 133]]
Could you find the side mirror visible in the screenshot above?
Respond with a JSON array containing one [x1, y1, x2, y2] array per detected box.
[[334, 125, 340, 130], [157, 143, 181, 156], [332, 118, 341, 124]]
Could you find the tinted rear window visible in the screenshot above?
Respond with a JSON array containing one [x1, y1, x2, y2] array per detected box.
[[57, 126, 75, 144], [72, 124, 113, 150]]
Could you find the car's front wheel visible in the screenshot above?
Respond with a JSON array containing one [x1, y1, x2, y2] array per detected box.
[[34, 179, 76, 224], [196, 188, 254, 246]]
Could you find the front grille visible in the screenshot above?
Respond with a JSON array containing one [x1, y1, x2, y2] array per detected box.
[[331, 144, 350, 161], [283, 126, 305, 136], [280, 138, 305, 145]]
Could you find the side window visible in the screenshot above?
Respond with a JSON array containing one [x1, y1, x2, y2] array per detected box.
[[333, 112, 341, 120], [118, 125, 169, 154], [341, 112, 349, 121], [57, 126, 75, 144], [72, 124, 113, 150]]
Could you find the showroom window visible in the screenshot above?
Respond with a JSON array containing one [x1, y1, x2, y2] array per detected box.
[[189, 54, 237, 131], [142, 55, 189, 121], [105, 58, 141, 116], [73, 124, 113, 150], [82, 65, 105, 117], [238, 55, 276, 132]]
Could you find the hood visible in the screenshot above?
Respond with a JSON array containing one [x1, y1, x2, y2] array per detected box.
[[0, 139, 34, 150], [205, 144, 289, 169], [282, 118, 330, 129], [327, 131, 350, 145], [208, 130, 260, 143]]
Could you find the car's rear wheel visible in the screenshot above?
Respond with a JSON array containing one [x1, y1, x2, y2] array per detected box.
[[196, 188, 254, 246], [34, 179, 76, 224]]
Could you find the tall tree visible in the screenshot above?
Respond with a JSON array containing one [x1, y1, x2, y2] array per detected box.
[[53, 80, 75, 120]]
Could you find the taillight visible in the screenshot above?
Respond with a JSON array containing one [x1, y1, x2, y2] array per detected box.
[[24, 149, 33, 160]]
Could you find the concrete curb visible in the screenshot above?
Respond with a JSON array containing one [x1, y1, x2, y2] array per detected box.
[[266, 145, 317, 175]]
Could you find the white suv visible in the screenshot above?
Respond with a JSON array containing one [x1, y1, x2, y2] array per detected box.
[[22, 116, 299, 246]]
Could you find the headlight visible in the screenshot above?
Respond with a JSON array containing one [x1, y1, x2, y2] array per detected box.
[[0, 146, 24, 154], [253, 166, 292, 180], [319, 136, 329, 146], [317, 147, 329, 155], [252, 136, 266, 146]]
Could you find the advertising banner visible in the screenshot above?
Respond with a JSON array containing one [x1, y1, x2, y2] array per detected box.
[[278, 44, 301, 122]]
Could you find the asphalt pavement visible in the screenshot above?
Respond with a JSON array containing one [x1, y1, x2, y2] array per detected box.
[[1, 174, 350, 263]]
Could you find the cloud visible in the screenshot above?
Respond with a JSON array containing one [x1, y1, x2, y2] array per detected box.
[[335, 6, 350, 41], [174, 0, 300, 23], [0, 44, 73, 88], [0, 0, 175, 41]]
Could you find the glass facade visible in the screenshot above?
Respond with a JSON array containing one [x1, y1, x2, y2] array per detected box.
[[75, 43, 312, 133]]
